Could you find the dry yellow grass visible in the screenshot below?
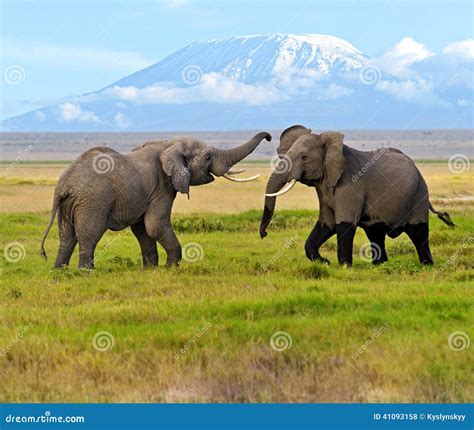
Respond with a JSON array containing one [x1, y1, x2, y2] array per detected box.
[[0, 162, 472, 214]]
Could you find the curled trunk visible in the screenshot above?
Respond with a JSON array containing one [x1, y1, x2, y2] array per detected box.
[[211, 132, 271, 176]]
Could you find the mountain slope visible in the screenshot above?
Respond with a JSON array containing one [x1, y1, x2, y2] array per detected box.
[[2, 34, 472, 131]]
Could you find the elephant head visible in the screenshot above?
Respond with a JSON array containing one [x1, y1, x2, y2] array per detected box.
[[277, 124, 312, 158], [260, 128, 345, 238], [159, 132, 272, 195]]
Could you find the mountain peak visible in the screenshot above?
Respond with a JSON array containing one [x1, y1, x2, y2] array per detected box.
[[112, 33, 366, 88], [205, 33, 363, 55]]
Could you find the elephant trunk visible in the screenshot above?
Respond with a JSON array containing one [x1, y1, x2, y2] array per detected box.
[[211, 132, 271, 176], [259, 170, 287, 238]]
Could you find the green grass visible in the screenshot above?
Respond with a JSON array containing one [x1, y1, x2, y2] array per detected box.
[[0, 210, 472, 402]]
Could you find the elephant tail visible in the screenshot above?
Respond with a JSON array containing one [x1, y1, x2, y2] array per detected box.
[[40, 192, 61, 261], [429, 202, 455, 227]]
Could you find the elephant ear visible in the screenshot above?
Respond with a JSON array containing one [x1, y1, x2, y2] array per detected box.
[[321, 132, 346, 190], [159, 142, 191, 194], [278, 125, 312, 157]]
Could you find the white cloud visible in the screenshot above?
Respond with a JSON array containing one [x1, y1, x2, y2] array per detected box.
[[273, 67, 324, 94], [318, 83, 353, 100], [370, 37, 474, 106], [374, 37, 433, 78], [442, 39, 474, 58], [114, 112, 129, 128], [2, 38, 152, 72], [375, 78, 442, 105], [103, 72, 283, 105], [35, 110, 46, 122], [457, 98, 472, 107], [200, 73, 281, 104], [58, 103, 100, 123]]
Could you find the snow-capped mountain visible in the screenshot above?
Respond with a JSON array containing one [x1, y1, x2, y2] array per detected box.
[[3, 34, 472, 131], [111, 34, 366, 88]]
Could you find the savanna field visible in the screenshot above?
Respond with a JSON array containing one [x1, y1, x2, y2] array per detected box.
[[0, 161, 472, 402]]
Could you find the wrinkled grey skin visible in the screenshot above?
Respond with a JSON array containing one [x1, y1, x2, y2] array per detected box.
[[260, 126, 453, 266], [41, 132, 271, 269]]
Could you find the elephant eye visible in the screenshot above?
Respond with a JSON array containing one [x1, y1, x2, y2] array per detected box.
[[206, 154, 211, 161], [302, 155, 307, 161]]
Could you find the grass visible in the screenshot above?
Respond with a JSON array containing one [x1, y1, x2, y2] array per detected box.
[[1, 162, 473, 214], [0, 205, 473, 402]]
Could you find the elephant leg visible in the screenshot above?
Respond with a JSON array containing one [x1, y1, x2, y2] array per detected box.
[[336, 222, 356, 266], [405, 223, 433, 265], [304, 221, 335, 264], [144, 200, 181, 267], [54, 209, 77, 268], [131, 222, 158, 267], [147, 221, 181, 267], [76, 217, 107, 270], [363, 223, 389, 265]]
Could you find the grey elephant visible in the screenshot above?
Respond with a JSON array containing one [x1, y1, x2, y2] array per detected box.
[[41, 132, 271, 269], [260, 125, 453, 266]]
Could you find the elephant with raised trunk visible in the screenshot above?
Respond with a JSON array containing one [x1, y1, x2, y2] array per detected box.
[[260, 125, 453, 266], [41, 132, 271, 269]]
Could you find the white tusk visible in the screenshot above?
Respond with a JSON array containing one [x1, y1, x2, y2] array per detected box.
[[223, 173, 261, 182], [264, 179, 297, 197], [226, 168, 246, 175]]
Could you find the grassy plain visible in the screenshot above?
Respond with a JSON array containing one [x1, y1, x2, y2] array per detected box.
[[0, 161, 472, 402]]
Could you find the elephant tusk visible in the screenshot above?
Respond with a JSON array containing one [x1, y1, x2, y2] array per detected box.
[[226, 168, 246, 175], [223, 173, 261, 182], [264, 179, 297, 197]]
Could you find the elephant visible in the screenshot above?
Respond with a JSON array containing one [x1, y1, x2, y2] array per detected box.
[[259, 125, 454, 266], [40, 132, 271, 269]]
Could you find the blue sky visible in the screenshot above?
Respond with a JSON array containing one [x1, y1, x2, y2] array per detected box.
[[1, 0, 473, 119]]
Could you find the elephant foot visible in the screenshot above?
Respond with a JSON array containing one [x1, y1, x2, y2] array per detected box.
[[305, 247, 331, 264], [372, 260, 387, 266], [165, 259, 180, 267], [307, 254, 330, 265], [372, 255, 389, 265]]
